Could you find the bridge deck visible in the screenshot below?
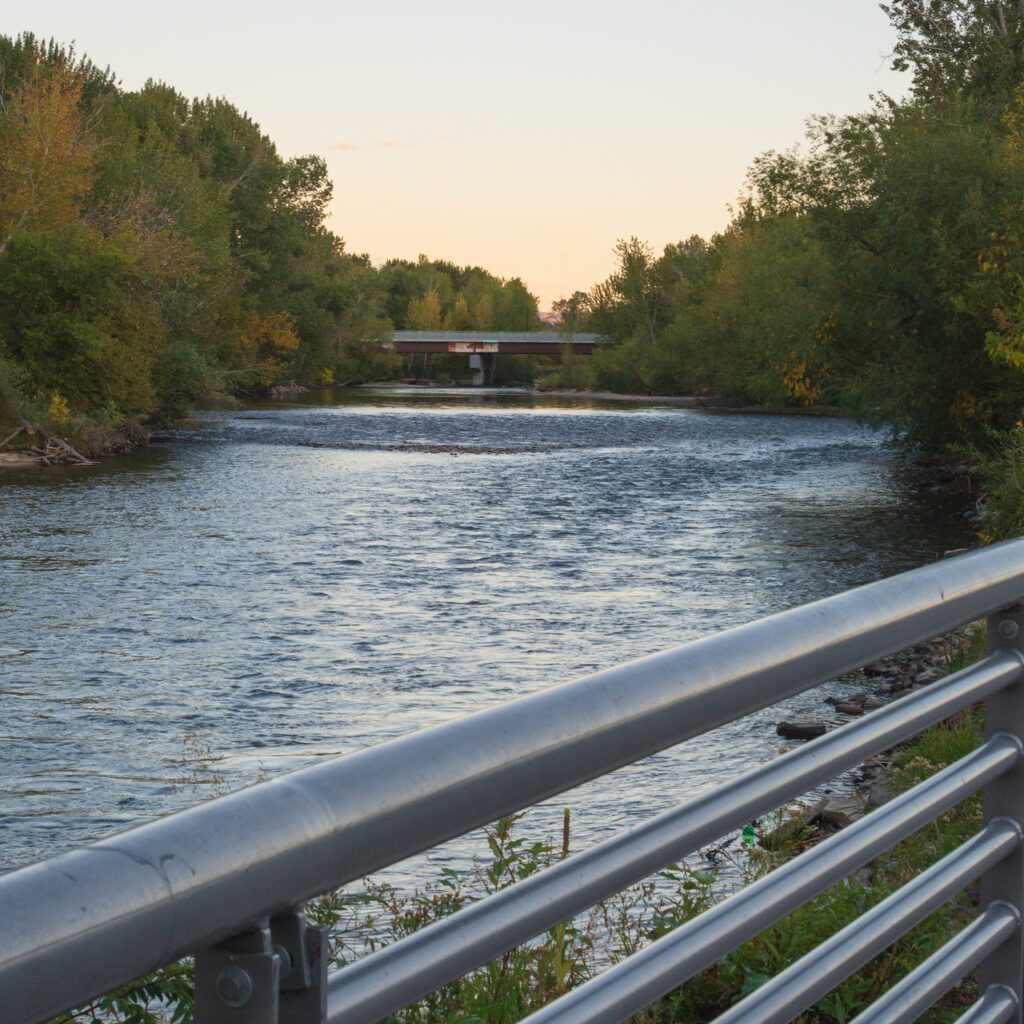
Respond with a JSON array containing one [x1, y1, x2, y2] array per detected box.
[[390, 331, 598, 355]]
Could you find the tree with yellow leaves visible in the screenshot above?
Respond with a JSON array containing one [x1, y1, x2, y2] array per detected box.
[[0, 52, 97, 248], [407, 290, 443, 330]]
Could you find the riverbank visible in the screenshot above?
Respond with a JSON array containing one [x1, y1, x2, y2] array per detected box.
[[0, 418, 149, 468]]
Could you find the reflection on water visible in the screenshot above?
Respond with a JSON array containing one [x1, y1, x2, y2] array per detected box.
[[0, 389, 969, 875]]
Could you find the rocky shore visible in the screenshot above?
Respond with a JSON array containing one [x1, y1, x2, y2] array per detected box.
[[769, 631, 967, 845]]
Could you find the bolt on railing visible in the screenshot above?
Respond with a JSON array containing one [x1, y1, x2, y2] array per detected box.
[[3, 541, 1024, 1023]]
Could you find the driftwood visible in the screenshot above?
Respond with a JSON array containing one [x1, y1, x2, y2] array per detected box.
[[2, 419, 96, 466], [34, 425, 94, 465]]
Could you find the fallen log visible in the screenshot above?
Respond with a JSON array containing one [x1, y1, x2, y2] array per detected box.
[[0, 422, 27, 449], [34, 426, 95, 465]]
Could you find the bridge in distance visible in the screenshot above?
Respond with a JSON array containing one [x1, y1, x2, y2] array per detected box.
[[387, 330, 600, 384]]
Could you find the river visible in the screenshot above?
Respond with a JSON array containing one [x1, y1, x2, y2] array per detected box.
[[0, 388, 970, 878]]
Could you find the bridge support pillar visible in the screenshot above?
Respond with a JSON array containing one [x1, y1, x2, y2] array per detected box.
[[468, 353, 496, 386]]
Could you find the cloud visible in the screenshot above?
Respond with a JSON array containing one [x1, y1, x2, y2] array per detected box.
[[333, 137, 455, 153]]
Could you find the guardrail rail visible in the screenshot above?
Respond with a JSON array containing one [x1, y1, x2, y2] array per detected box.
[[4, 540, 1024, 1023]]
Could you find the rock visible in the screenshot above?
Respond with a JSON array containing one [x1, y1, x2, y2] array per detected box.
[[891, 683, 923, 700], [863, 779, 892, 808], [863, 696, 886, 710], [820, 797, 865, 827], [834, 702, 865, 716], [915, 670, 937, 684], [863, 661, 890, 677], [853, 865, 875, 886], [829, 693, 867, 707], [776, 721, 828, 740]]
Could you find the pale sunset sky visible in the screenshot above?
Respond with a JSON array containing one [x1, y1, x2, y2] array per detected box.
[[12, 2, 907, 306]]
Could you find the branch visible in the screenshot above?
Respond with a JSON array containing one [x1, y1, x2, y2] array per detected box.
[[0, 421, 27, 449]]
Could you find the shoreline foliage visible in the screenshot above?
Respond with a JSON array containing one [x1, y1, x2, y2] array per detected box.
[[536, 2, 1024, 542], [0, 33, 543, 450]]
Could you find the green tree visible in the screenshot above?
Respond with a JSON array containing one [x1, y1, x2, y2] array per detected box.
[[882, 0, 1024, 107], [0, 223, 163, 415], [495, 277, 540, 331]]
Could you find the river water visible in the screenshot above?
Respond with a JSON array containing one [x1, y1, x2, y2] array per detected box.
[[0, 389, 970, 878]]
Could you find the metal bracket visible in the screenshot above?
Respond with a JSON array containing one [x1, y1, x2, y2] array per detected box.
[[273, 908, 328, 1024], [194, 909, 327, 1024]]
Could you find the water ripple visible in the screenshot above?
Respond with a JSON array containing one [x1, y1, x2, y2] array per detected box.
[[0, 389, 969, 875]]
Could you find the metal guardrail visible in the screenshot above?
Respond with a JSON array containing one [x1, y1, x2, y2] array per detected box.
[[4, 540, 1024, 1023], [392, 331, 600, 344]]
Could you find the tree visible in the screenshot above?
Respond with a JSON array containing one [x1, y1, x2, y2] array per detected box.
[[552, 291, 591, 332], [0, 223, 163, 414], [0, 52, 97, 247], [444, 294, 473, 330], [407, 289, 443, 330], [587, 238, 670, 346], [496, 278, 540, 331], [882, 0, 1024, 106], [231, 311, 300, 388]]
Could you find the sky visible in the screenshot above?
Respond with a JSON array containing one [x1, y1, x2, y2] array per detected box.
[[9, 2, 908, 306]]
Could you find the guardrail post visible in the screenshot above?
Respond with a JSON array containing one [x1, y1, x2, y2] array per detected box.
[[194, 909, 326, 1024], [980, 605, 1024, 1023]]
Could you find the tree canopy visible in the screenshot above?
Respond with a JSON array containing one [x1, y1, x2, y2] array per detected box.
[[0, 33, 541, 439]]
